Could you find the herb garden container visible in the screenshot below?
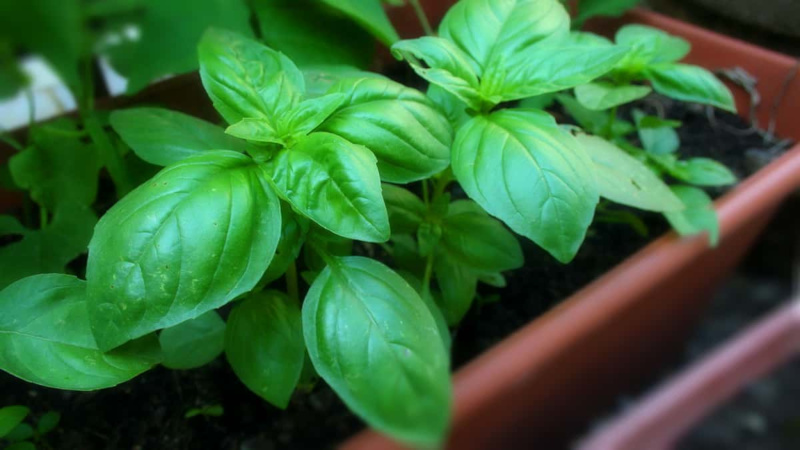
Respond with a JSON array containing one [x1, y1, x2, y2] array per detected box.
[[1, 3, 799, 450], [343, 7, 800, 450]]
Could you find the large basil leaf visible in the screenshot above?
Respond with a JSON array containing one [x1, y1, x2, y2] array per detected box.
[[0, 274, 160, 390], [483, 43, 627, 101], [198, 28, 305, 125], [574, 82, 651, 111], [110, 108, 246, 166], [664, 185, 719, 245], [382, 184, 426, 234], [252, 0, 374, 69], [9, 119, 100, 210], [226, 290, 304, 408], [391, 37, 483, 111], [451, 109, 598, 263], [440, 201, 523, 272], [87, 151, 282, 351], [159, 311, 226, 370], [320, 0, 399, 46], [576, 134, 683, 212], [438, 0, 569, 72], [268, 132, 389, 242], [303, 256, 451, 446], [318, 77, 452, 183], [105, 0, 252, 94], [0, 204, 97, 290], [645, 64, 736, 112], [615, 25, 690, 68], [302, 65, 385, 98]]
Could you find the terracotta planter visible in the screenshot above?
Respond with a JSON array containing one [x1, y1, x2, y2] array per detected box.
[[1, 4, 798, 449], [343, 8, 800, 450]]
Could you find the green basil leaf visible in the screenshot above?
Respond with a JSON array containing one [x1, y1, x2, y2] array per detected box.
[[440, 201, 524, 272], [267, 132, 389, 242], [159, 311, 226, 370], [483, 43, 628, 101], [557, 94, 635, 136], [452, 109, 599, 263], [260, 203, 310, 286], [0, 274, 159, 390], [0, 41, 26, 100], [225, 119, 283, 145], [226, 290, 304, 409], [417, 222, 442, 257], [105, 0, 253, 94], [645, 64, 736, 112], [427, 84, 471, 130], [382, 184, 426, 234], [438, 0, 569, 73], [576, 134, 683, 212], [5, 440, 36, 450], [303, 256, 451, 446], [198, 28, 305, 125], [433, 251, 478, 326], [253, 0, 374, 69], [9, 119, 100, 210], [282, 93, 346, 139], [110, 108, 246, 166], [391, 37, 483, 110], [319, 77, 452, 183], [615, 24, 690, 68], [664, 185, 719, 245], [0, 406, 29, 438], [87, 151, 282, 351], [673, 158, 737, 187], [574, 0, 641, 27], [518, 93, 557, 110], [303, 65, 386, 98], [574, 82, 651, 111], [36, 411, 60, 434], [320, 0, 399, 46], [397, 271, 453, 354], [0, 204, 97, 290], [633, 109, 680, 155]]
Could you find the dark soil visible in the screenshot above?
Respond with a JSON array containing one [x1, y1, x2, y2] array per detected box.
[[0, 91, 791, 449]]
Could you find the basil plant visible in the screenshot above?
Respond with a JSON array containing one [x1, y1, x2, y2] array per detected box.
[[0, 0, 736, 446]]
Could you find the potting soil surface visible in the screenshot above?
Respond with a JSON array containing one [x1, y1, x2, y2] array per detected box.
[[0, 94, 791, 449]]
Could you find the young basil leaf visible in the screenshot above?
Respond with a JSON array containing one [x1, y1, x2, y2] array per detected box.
[[282, 93, 346, 138], [198, 28, 305, 125], [87, 151, 282, 351], [645, 64, 736, 112], [225, 119, 283, 145], [427, 84, 471, 130], [615, 24, 691, 68], [267, 132, 389, 242], [36, 411, 60, 434], [0, 204, 97, 290], [440, 201, 524, 272], [320, 0, 399, 46], [9, 119, 100, 210], [452, 109, 598, 263], [110, 108, 247, 166], [391, 37, 483, 111], [483, 43, 628, 101], [573, 0, 641, 28], [0, 274, 160, 390], [438, 0, 569, 73], [0, 406, 29, 438], [226, 290, 304, 409], [104, 0, 253, 94], [303, 256, 451, 446], [260, 203, 310, 286], [382, 184, 426, 235], [574, 82, 651, 111], [417, 222, 443, 257], [673, 158, 737, 187], [557, 94, 636, 137], [576, 134, 683, 212], [433, 251, 478, 326], [664, 185, 719, 246], [253, 0, 374, 69], [319, 77, 452, 183], [159, 311, 226, 370], [633, 109, 680, 155]]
